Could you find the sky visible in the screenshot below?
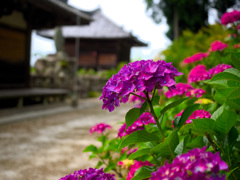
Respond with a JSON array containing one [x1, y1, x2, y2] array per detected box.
[[30, 0, 171, 66]]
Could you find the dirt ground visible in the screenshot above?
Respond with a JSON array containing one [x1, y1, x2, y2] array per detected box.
[[0, 98, 132, 180]]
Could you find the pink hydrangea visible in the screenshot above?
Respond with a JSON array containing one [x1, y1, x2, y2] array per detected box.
[[100, 60, 182, 112], [117, 112, 155, 138], [183, 52, 209, 64], [164, 83, 194, 98], [151, 147, 228, 180], [210, 40, 228, 52], [174, 109, 211, 125], [129, 92, 147, 103], [121, 147, 138, 155], [188, 65, 210, 83], [233, 44, 240, 49], [185, 88, 206, 98], [209, 64, 232, 77], [89, 123, 111, 135], [127, 160, 154, 180], [59, 168, 116, 180], [220, 10, 240, 25]]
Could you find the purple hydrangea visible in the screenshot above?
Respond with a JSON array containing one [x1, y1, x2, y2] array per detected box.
[[151, 147, 228, 180], [183, 52, 209, 64], [117, 112, 155, 138], [220, 10, 240, 25], [59, 168, 116, 180], [89, 123, 111, 135], [100, 60, 182, 112], [188, 65, 211, 83], [209, 64, 232, 78]]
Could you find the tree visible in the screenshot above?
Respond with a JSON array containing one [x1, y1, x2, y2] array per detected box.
[[145, 0, 239, 40]]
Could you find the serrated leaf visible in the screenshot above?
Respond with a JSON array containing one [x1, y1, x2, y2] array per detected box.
[[160, 97, 188, 115], [186, 136, 206, 149], [192, 118, 215, 135], [151, 131, 179, 158], [118, 130, 161, 149], [125, 108, 140, 128], [140, 101, 148, 114], [132, 166, 156, 180], [231, 53, 240, 70], [212, 106, 237, 138], [128, 148, 152, 160]]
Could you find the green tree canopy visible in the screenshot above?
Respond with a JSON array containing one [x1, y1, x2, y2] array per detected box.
[[145, 0, 239, 40]]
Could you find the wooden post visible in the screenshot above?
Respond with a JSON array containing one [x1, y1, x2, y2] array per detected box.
[[71, 15, 80, 107]]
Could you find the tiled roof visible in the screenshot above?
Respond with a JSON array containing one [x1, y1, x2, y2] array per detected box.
[[37, 8, 147, 46]]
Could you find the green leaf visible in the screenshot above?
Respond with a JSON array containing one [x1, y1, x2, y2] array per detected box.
[[140, 101, 148, 114], [104, 161, 116, 172], [192, 118, 215, 135], [83, 145, 98, 153], [132, 166, 156, 180], [175, 104, 200, 130], [95, 161, 103, 169], [186, 136, 206, 149], [118, 130, 161, 149], [125, 108, 140, 128], [128, 148, 152, 160], [152, 95, 160, 106], [212, 106, 237, 138], [160, 97, 188, 115], [227, 127, 238, 149], [231, 53, 240, 70], [151, 131, 179, 158]]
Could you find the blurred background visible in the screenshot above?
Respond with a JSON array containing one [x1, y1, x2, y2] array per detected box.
[[0, 0, 239, 109]]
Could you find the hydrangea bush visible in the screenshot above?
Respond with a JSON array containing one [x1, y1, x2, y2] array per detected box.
[[59, 10, 240, 180]]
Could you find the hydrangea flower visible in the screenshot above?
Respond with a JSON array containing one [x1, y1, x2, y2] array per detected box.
[[188, 65, 210, 83], [233, 44, 240, 49], [210, 40, 228, 52], [183, 52, 209, 64], [121, 147, 138, 155], [220, 10, 240, 25], [195, 98, 214, 105], [164, 83, 194, 98], [151, 147, 228, 180], [209, 64, 232, 77], [117, 112, 155, 138], [127, 160, 154, 180], [185, 88, 206, 98], [59, 168, 116, 180], [129, 92, 148, 104], [100, 60, 182, 112], [89, 123, 111, 135], [174, 109, 211, 125]]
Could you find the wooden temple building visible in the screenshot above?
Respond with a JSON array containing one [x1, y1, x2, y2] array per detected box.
[[37, 8, 148, 70], [0, 0, 92, 107]]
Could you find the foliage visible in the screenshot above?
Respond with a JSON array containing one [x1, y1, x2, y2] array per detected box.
[[60, 10, 240, 180], [144, 0, 238, 40]]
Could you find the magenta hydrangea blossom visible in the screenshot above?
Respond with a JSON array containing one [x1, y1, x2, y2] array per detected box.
[[164, 83, 194, 98], [174, 109, 211, 125], [210, 40, 228, 52], [127, 160, 154, 180], [59, 168, 116, 180], [188, 64, 211, 83], [220, 10, 240, 25], [183, 52, 209, 64], [185, 88, 206, 98], [129, 92, 147, 103], [121, 147, 139, 155], [209, 64, 232, 78], [151, 147, 228, 180], [117, 112, 155, 138], [100, 60, 183, 112], [89, 123, 111, 135]]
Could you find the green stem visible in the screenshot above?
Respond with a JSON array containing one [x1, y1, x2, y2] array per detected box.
[[144, 91, 165, 140], [205, 133, 217, 152]]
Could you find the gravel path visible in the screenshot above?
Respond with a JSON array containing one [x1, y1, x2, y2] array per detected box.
[[0, 98, 132, 180]]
